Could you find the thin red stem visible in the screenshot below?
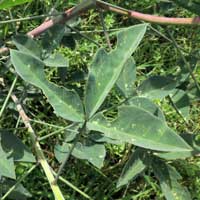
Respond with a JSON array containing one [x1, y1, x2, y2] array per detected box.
[[96, 0, 200, 25], [130, 11, 200, 25], [28, 0, 96, 37], [1, 0, 200, 55]]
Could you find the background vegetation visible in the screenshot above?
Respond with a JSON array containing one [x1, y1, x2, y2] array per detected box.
[[0, 0, 200, 199]]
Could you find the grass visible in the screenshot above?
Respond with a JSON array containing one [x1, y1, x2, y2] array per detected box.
[[1, 0, 200, 199]]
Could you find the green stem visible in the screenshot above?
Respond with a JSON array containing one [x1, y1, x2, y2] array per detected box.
[[167, 31, 200, 93], [98, 8, 112, 50], [0, 127, 26, 131], [0, 76, 18, 118], [11, 94, 65, 200], [167, 95, 190, 127], [9, 9, 17, 34], [66, 24, 100, 47], [14, 115, 21, 134], [70, 27, 126, 34], [30, 119, 65, 128], [38, 126, 78, 141], [54, 122, 86, 183], [52, 171, 93, 200], [0, 12, 65, 24]]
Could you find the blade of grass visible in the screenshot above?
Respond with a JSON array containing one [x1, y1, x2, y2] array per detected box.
[[0, 76, 18, 118], [39, 126, 78, 141], [0, 12, 65, 25], [30, 119, 65, 129]]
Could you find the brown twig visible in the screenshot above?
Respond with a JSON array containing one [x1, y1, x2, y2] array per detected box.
[[1, 0, 200, 54], [27, 0, 96, 37], [96, 0, 200, 25]]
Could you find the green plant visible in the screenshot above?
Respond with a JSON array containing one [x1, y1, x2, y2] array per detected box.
[[1, 0, 200, 200]]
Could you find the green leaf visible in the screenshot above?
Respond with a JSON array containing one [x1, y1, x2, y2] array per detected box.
[[41, 24, 65, 54], [155, 133, 200, 160], [137, 75, 176, 100], [13, 35, 69, 67], [0, 145, 16, 179], [170, 89, 190, 120], [128, 97, 165, 121], [63, 123, 81, 142], [116, 57, 136, 98], [58, 67, 68, 83], [55, 142, 106, 168], [84, 24, 147, 118], [0, 131, 35, 163], [188, 84, 200, 101], [176, 51, 198, 85], [89, 132, 124, 144], [152, 159, 191, 200], [10, 50, 84, 122], [1, 179, 32, 200], [117, 148, 149, 187], [12, 35, 41, 59], [0, 0, 32, 9], [43, 52, 68, 67], [61, 35, 76, 50], [87, 105, 192, 152]]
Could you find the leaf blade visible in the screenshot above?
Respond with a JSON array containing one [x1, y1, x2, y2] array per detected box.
[[10, 50, 84, 122], [155, 133, 200, 160], [128, 97, 166, 121], [12, 35, 41, 59], [87, 105, 192, 152], [1, 131, 35, 163], [43, 52, 68, 67], [152, 159, 192, 200], [116, 57, 136, 98], [0, 0, 32, 9], [85, 24, 147, 118], [137, 75, 177, 100], [0, 145, 16, 179], [117, 148, 148, 187], [55, 142, 106, 168]]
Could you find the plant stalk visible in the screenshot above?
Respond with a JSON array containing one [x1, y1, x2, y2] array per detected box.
[[0, 76, 18, 118], [54, 122, 86, 183], [98, 8, 112, 50], [52, 171, 93, 200], [1, 0, 200, 54], [11, 94, 65, 200], [27, 0, 96, 37], [0, 12, 65, 25], [96, 0, 200, 25]]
